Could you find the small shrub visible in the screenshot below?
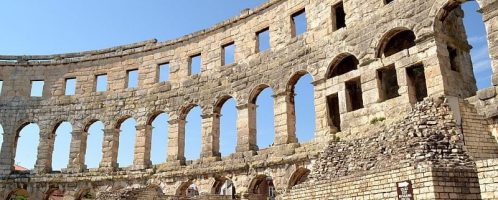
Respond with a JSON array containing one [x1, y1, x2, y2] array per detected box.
[[370, 117, 386, 124]]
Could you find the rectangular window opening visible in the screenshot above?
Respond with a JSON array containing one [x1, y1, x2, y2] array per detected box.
[[127, 69, 139, 88], [256, 27, 270, 52], [333, 2, 346, 31], [190, 54, 202, 75], [222, 42, 236, 65], [159, 63, 170, 82], [447, 46, 460, 72], [30, 80, 44, 97], [326, 94, 341, 131], [96, 74, 108, 92], [291, 9, 307, 37], [65, 78, 77, 96], [377, 65, 400, 101], [345, 78, 363, 111], [0, 80, 3, 96], [407, 64, 428, 103]]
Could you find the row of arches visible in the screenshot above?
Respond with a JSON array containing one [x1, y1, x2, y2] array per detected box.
[[6, 73, 315, 170], [5, 167, 311, 199]]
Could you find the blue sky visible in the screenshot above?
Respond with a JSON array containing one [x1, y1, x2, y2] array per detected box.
[[0, 1, 491, 170]]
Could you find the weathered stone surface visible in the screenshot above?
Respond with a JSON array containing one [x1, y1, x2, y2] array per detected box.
[[0, 0, 497, 199]]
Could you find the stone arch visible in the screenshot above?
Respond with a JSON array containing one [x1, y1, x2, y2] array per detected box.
[[83, 119, 101, 132], [115, 117, 137, 168], [213, 95, 238, 156], [431, 0, 491, 91], [248, 174, 276, 198], [368, 18, 418, 56], [285, 70, 315, 144], [75, 188, 96, 200], [147, 111, 167, 126], [376, 28, 416, 58], [287, 167, 310, 189], [84, 120, 105, 169], [212, 176, 237, 196], [175, 180, 194, 196], [51, 120, 73, 171], [148, 111, 169, 165], [249, 84, 272, 104], [430, 0, 485, 22], [180, 104, 202, 160], [6, 188, 30, 200], [326, 53, 359, 79], [45, 188, 64, 200], [14, 122, 40, 170], [248, 84, 275, 149], [114, 115, 134, 129]]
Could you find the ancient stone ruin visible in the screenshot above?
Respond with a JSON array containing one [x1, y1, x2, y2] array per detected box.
[[1, 0, 498, 199]]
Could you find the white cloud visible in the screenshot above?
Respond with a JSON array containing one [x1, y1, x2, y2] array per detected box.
[[468, 35, 487, 44], [473, 59, 492, 73], [471, 45, 491, 61]]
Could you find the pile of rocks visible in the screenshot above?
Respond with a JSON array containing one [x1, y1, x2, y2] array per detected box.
[[310, 97, 475, 180]]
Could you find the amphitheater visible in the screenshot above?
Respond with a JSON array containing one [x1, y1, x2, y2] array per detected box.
[[1, 0, 498, 199]]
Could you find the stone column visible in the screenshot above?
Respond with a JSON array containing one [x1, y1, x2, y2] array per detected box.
[[0, 125, 16, 175], [481, 2, 498, 85], [312, 79, 331, 139], [236, 104, 258, 152], [133, 125, 152, 170], [34, 126, 54, 174], [66, 130, 87, 173], [166, 119, 186, 165], [201, 113, 221, 160], [99, 128, 119, 171], [273, 92, 297, 145]]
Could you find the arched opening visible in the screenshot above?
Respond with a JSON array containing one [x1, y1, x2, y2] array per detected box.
[[326, 54, 359, 79], [46, 188, 64, 200], [212, 178, 236, 197], [215, 97, 237, 156], [15, 123, 40, 170], [7, 188, 29, 200], [288, 72, 316, 143], [176, 181, 199, 197], [184, 106, 202, 161], [186, 184, 200, 197], [149, 112, 169, 165], [52, 121, 72, 171], [76, 189, 95, 200], [462, 2, 492, 89], [250, 86, 275, 149], [249, 175, 276, 199], [288, 168, 310, 189], [378, 29, 416, 58], [117, 118, 136, 168], [84, 121, 104, 169]]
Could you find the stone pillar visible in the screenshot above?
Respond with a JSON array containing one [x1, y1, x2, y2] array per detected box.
[[0, 125, 16, 175], [312, 79, 331, 139], [99, 128, 119, 171], [34, 127, 53, 174], [201, 113, 221, 160], [273, 92, 297, 145], [481, 2, 498, 85], [166, 119, 186, 165], [66, 130, 87, 173], [133, 125, 152, 170], [236, 104, 258, 152]]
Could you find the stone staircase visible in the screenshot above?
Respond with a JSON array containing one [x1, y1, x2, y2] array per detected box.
[[459, 101, 498, 160]]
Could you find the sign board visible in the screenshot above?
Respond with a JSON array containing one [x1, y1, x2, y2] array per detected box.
[[396, 180, 414, 200]]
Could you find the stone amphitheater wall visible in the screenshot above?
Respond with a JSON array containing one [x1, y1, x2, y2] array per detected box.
[[0, 0, 498, 199]]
